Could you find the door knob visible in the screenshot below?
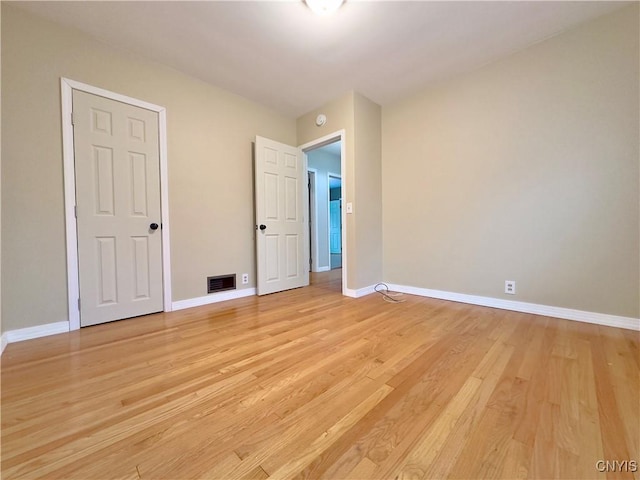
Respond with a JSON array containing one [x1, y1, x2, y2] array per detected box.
[[150, 223, 159, 231], [259, 224, 267, 231]]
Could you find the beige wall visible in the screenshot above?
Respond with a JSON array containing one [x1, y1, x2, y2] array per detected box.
[[382, 5, 640, 318], [353, 94, 382, 288], [297, 92, 383, 291], [3, 2, 634, 337], [1, 4, 296, 331], [298, 92, 357, 289]]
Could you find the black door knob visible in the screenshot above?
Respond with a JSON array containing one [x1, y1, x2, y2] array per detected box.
[[150, 223, 159, 231], [259, 224, 267, 231]]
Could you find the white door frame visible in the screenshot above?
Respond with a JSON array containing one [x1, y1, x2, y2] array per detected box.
[[299, 130, 346, 295], [307, 168, 323, 272], [61, 78, 172, 331]]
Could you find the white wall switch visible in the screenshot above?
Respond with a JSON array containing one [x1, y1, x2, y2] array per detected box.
[[346, 202, 353, 214]]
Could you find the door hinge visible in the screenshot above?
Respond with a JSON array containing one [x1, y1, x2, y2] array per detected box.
[[77, 298, 81, 311], [74, 205, 78, 218], [71, 112, 75, 125]]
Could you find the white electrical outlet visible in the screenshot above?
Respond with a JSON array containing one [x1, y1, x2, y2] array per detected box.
[[242, 273, 249, 285], [505, 280, 516, 295]]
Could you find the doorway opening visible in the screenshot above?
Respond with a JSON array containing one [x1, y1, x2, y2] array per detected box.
[[328, 173, 342, 270], [304, 137, 343, 291]]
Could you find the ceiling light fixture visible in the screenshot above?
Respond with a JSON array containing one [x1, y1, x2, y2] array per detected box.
[[305, 0, 345, 16]]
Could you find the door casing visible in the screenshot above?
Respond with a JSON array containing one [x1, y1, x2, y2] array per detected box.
[[61, 78, 172, 331], [307, 169, 321, 272]]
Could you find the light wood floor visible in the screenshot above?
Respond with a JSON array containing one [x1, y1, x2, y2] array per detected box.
[[1, 270, 638, 479]]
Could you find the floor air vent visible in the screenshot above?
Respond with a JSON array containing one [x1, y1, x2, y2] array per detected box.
[[207, 274, 236, 294]]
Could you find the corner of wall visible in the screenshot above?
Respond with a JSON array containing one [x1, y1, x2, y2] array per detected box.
[[352, 93, 383, 289]]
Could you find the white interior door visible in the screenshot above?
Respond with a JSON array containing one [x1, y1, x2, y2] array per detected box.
[[73, 90, 163, 327], [255, 136, 309, 295]]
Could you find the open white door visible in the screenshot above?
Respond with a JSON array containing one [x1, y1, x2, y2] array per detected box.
[[255, 136, 309, 295]]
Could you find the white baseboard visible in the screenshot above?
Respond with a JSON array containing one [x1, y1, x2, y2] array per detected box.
[[172, 288, 256, 311], [2, 321, 71, 349], [4, 283, 633, 356], [386, 283, 640, 331], [344, 284, 377, 298], [0, 288, 258, 353], [314, 266, 331, 273]]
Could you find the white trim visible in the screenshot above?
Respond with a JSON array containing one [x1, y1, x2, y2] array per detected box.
[[344, 285, 377, 298], [1, 333, 8, 355], [61, 79, 79, 331], [386, 283, 640, 331], [158, 109, 173, 314], [61, 78, 172, 331], [300, 130, 347, 296], [172, 288, 256, 311], [307, 168, 322, 273], [3, 321, 70, 344], [316, 266, 331, 272]]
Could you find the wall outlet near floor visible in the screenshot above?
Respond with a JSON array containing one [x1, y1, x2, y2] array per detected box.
[[242, 273, 249, 285], [505, 280, 516, 295]]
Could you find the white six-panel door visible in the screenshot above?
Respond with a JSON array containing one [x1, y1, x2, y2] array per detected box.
[[255, 136, 309, 295], [73, 90, 163, 326]]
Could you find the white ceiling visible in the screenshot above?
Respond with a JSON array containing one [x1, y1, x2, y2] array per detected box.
[[13, 1, 629, 118]]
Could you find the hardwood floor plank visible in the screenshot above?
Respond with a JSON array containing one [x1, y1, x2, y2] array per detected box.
[[262, 314, 490, 480], [266, 384, 394, 480], [343, 456, 378, 480], [499, 439, 531, 480], [364, 334, 496, 479], [575, 340, 606, 480], [421, 340, 517, 480], [2, 369, 259, 478], [391, 375, 483, 479], [557, 357, 580, 457], [590, 332, 634, 474], [600, 328, 640, 462], [448, 405, 504, 479], [530, 401, 561, 479], [513, 318, 558, 447]]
